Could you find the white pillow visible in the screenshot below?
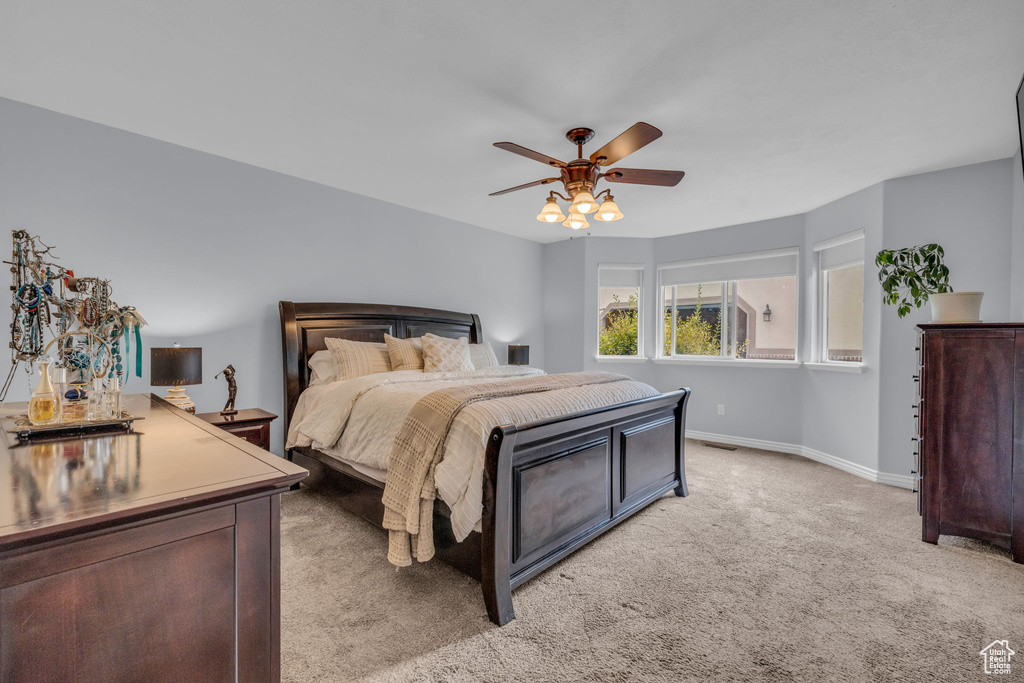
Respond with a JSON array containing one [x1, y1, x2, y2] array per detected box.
[[308, 349, 338, 386], [421, 334, 474, 373], [468, 342, 499, 369], [384, 334, 424, 371], [324, 337, 392, 381]]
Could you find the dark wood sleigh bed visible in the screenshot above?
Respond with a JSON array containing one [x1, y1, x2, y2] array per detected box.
[[280, 302, 691, 625]]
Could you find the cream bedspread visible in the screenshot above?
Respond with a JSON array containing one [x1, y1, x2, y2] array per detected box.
[[286, 367, 660, 542]]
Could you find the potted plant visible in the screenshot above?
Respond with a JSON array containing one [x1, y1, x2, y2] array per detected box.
[[875, 244, 983, 322]]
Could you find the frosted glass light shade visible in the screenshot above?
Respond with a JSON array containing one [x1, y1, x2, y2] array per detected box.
[[570, 190, 597, 214], [594, 197, 623, 222], [562, 211, 589, 230], [536, 197, 566, 223]]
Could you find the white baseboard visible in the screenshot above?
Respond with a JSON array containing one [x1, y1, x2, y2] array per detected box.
[[685, 430, 915, 490]]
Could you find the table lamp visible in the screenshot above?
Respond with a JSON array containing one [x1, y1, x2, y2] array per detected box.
[[150, 345, 202, 413], [507, 345, 530, 366]]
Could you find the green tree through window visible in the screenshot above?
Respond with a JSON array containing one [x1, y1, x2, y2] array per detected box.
[[663, 285, 748, 357], [598, 293, 639, 356]]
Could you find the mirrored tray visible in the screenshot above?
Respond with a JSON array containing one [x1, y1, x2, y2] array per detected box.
[[4, 411, 143, 441]]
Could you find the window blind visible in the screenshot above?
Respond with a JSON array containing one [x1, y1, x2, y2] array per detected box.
[[657, 247, 799, 287], [598, 264, 643, 288], [814, 229, 865, 270]]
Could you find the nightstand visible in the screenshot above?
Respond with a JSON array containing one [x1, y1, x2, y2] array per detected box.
[[197, 408, 277, 451]]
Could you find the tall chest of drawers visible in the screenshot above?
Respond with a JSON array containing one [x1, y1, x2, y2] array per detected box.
[[916, 323, 1024, 562]]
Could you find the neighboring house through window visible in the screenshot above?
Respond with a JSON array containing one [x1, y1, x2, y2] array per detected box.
[[814, 230, 865, 363], [597, 264, 644, 357], [658, 248, 799, 361]]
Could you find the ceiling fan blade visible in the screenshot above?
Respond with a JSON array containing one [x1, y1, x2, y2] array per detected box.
[[493, 142, 566, 168], [603, 168, 686, 186], [589, 123, 663, 167], [488, 177, 560, 196]]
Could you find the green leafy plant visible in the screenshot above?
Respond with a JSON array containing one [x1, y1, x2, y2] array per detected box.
[[662, 285, 749, 357], [875, 244, 951, 318], [598, 293, 639, 356]]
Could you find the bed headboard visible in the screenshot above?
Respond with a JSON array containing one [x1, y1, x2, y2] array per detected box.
[[279, 302, 483, 432]]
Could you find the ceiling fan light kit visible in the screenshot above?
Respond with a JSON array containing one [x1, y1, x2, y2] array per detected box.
[[563, 211, 589, 230], [490, 122, 685, 230], [594, 194, 623, 222], [537, 196, 566, 223]]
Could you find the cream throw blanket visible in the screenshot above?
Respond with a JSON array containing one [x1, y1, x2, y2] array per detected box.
[[381, 371, 630, 566]]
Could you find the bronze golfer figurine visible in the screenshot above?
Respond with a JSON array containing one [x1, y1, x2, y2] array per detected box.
[[216, 364, 238, 416]]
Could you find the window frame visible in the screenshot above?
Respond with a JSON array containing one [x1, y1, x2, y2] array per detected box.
[[813, 230, 865, 367], [657, 248, 800, 364], [596, 263, 645, 359]]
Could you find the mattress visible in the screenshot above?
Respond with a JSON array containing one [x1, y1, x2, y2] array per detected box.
[[286, 366, 660, 541]]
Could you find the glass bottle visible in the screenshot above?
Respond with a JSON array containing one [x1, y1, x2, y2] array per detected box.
[[62, 383, 89, 422], [105, 377, 122, 419], [88, 377, 105, 420], [28, 361, 59, 426], [54, 367, 68, 423]]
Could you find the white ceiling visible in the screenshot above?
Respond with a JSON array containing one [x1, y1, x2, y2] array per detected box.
[[2, 1, 1023, 244]]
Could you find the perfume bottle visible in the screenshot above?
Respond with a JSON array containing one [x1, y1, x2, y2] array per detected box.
[[53, 367, 68, 423], [104, 377, 122, 419], [62, 383, 89, 422], [28, 361, 59, 426], [88, 378, 106, 420]]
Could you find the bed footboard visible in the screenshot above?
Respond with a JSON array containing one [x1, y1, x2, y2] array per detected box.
[[481, 388, 691, 625]]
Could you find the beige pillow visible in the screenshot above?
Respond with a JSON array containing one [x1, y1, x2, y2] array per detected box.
[[469, 342, 499, 369], [384, 334, 424, 371], [421, 334, 474, 373], [324, 337, 392, 381]]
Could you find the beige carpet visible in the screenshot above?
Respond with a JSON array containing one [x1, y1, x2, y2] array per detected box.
[[281, 441, 1024, 682]]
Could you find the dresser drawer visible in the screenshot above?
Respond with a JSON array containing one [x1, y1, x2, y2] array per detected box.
[[221, 424, 270, 451], [196, 409, 277, 453]]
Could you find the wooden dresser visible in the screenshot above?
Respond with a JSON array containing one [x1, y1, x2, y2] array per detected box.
[[0, 394, 307, 682], [197, 408, 277, 451], [916, 323, 1023, 562]]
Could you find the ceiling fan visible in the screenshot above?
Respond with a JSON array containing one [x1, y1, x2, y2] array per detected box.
[[489, 122, 685, 230]]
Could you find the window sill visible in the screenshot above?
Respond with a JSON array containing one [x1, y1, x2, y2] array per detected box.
[[651, 357, 801, 369], [594, 355, 649, 363], [804, 362, 865, 374]]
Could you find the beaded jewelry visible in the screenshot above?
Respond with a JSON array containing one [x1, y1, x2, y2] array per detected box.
[[1, 231, 146, 401]]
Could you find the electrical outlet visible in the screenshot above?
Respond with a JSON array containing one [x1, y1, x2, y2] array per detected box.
[[717, 404, 726, 416]]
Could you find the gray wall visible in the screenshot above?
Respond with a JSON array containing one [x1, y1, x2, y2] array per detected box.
[[878, 158, 1015, 476], [800, 183, 883, 470], [4, 95, 1020, 480], [544, 157, 1020, 480], [542, 237, 586, 373], [1011, 150, 1024, 319], [579, 218, 807, 446], [0, 98, 546, 454]]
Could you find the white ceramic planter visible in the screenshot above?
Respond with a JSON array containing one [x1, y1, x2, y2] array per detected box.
[[929, 292, 984, 323]]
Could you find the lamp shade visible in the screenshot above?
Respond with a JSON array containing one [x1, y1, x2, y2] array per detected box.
[[507, 345, 530, 366], [150, 347, 203, 386]]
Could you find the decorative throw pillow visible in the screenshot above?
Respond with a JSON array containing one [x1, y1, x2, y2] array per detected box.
[[421, 334, 474, 373], [384, 334, 424, 371], [468, 342, 499, 369], [324, 337, 392, 381], [307, 349, 338, 386]]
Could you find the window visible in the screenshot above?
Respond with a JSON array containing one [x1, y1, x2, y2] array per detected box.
[[814, 230, 865, 363], [597, 264, 643, 357], [658, 248, 799, 361]]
